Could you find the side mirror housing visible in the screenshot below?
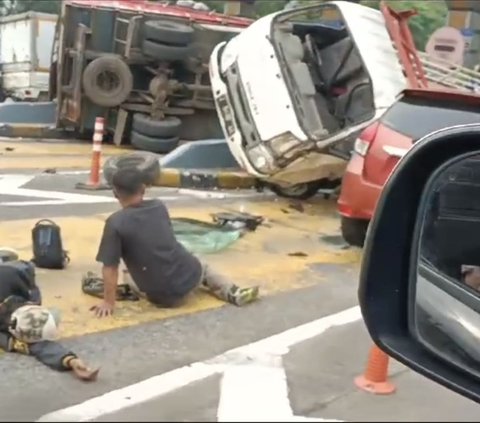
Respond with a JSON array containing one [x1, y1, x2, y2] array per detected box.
[[360, 124, 480, 403]]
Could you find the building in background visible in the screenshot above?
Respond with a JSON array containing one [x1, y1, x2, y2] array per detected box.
[[445, 0, 480, 67], [223, 0, 256, 18]]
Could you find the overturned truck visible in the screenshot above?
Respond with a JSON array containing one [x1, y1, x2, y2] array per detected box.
[[52, 0, 252, 152]]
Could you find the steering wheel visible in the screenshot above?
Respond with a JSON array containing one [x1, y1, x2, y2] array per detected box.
[[304, 34, 324, 88]]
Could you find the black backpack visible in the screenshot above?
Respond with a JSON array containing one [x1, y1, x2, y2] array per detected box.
[[31, 219, 69, 269]]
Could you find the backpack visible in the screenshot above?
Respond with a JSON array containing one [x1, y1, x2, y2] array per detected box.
[[31, 219, 69, 269]]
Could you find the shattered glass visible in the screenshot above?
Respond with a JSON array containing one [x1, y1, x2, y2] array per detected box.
[[171, 218, 242, 254]]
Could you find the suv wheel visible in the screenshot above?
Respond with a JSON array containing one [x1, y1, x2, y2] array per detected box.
[[341, 216, 369, 247], [269, 179, 341, 200]]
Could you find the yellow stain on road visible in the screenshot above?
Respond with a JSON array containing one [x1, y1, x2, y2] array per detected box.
[[0, 139, 130, 170], [0, 198, 361, 339]]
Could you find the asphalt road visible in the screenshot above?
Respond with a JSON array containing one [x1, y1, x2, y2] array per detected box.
[[0, 170, 478, 422]]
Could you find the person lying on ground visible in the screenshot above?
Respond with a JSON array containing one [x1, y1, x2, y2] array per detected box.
[[91, 167, 259, 318], [0, 262, 99, 381]]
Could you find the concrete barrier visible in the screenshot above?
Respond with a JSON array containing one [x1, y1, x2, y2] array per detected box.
[[154, 139, 257, 190], [155, 168, 257, 190]]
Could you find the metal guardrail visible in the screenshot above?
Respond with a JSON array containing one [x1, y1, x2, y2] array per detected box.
[[418, 52, 480, 92]]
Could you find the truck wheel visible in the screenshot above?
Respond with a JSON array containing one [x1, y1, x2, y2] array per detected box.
[[82, 55, 133, 107], [269, 179, 339, 200], [340, 216, 369, 247], [142, 39, 193, 62], [103, 152, 160, 186], [131, 131, 180, 154], [143, 20, 194, 46], [132, 114, 182, 138]]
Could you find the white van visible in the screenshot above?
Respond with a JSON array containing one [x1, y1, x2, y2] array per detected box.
[[209, 1, 409, 198]]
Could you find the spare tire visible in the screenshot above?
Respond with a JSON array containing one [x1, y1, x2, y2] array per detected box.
[[132, 114, 182, 138], [103, 152, 160, 186], [143, 20, 194, 46], [82, 55, 133, 107], [142, 39, 192, 62], [131, 131, 180, 154]]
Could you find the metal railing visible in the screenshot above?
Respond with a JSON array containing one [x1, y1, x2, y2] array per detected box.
[[419, 52, 480, 92]]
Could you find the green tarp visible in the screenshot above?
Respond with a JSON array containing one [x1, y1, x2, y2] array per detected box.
[[171, 218, 242, 254]]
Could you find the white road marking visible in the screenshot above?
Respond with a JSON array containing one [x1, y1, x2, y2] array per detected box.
[[37, 306, 360, 422], [217, 357, 293, 422], [0, 196, 179, 207], [2, 200, 71, 207], [0, 174, 266, 207], [0, 174, 33, 190], [2, 187, 115, 204], [218, 360, 343, 422]]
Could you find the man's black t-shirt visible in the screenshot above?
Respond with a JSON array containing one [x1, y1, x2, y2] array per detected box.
[[96, 199, 202, 305]]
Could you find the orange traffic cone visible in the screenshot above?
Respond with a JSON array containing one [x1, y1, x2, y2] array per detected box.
[[355, 344, 396, 395]]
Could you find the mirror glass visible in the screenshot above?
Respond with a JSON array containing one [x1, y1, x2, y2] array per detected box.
[[416, 152, 480, 375]]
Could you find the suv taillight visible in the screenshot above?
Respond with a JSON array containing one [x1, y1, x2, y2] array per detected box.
[[353, 122, 380, 157]]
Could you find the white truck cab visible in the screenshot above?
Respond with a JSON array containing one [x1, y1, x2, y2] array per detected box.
[[209, 1, 408, 197]]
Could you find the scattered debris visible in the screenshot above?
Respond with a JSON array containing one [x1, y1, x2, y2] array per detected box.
[[211, 211, 264, 231], [288, 202, 305, 213], [288, 251, 308, 257], [5, 147, 14, 152], [82, 271, 140, 301]]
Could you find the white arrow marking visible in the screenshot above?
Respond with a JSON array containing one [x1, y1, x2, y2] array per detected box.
[[217, 357, 293, 422], [37, 306, 359, 422], [217, 354, 344, 422], [0, 174, 33, 190]]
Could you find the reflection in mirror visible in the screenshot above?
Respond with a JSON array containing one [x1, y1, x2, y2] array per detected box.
[[417, 152, 480, 376]]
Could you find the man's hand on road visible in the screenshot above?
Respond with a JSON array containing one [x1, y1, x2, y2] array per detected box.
[[90, 301, 114, 318], [69, 358, 100, 381]]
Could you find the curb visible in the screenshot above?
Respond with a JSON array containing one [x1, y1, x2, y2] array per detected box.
[[0, 124, 71, 139], [154, 168, 258, 190]]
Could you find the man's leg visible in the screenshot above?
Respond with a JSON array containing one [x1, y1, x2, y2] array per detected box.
[[122, 269, 146, 299], [200, 262, 259, 306]]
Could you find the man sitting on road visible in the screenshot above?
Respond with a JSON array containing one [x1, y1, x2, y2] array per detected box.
[[91, 168, 259, 318]]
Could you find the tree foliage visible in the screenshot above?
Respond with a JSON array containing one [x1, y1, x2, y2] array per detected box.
[[205, 0, 447, 50], [0, 0, 446, 50], [0, 0, 61, 16], [360, 0, 448, 50]]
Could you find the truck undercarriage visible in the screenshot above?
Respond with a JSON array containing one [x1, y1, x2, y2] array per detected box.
[[54, 0, 251, 150]]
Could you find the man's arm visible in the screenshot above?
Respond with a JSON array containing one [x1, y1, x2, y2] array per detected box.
[[102, 265, 119, 305], [1, 333, 98, 380], [93, 218, 122, 316]]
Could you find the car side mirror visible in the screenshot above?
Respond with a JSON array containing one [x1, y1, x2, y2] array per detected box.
[[359, 124, 480, 404]]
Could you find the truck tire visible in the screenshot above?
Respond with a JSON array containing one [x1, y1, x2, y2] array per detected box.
[[132, 114, 182, 138], [131, 131, 180, 154], [269, 179, 339, 200], [82, 55, 133, 107], [142, 39, 193, 62], [143, 20, 194, 46], [340, 216, 369, 247], [103, 152, 160, 186]]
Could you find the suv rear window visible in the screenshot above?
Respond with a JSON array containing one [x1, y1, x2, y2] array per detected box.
[[381, 96, 480, 141]]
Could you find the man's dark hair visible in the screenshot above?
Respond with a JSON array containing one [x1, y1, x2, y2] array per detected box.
[[112, 168, 145, 198]]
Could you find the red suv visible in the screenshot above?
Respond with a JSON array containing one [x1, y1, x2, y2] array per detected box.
[[338, 88, 480, 247]]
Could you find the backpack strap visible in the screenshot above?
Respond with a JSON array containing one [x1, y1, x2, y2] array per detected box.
[[34, 219, 57, 227]]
